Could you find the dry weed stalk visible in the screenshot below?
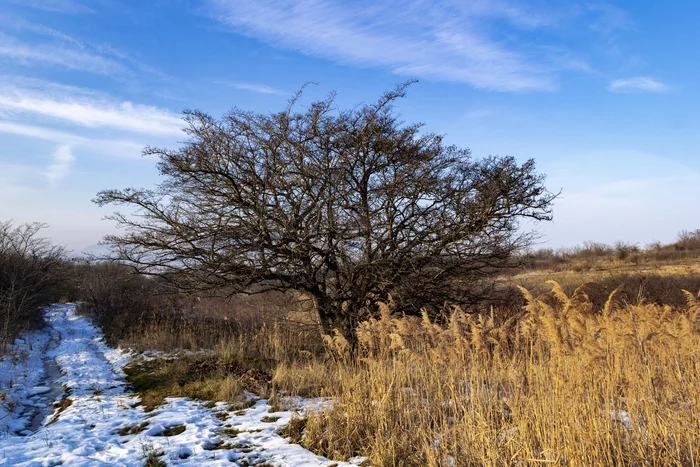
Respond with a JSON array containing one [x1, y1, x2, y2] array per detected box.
[[300, 281, 700, 466]]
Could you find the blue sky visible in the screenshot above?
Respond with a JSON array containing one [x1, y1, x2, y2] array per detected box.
[[0, 0, 698, 252]]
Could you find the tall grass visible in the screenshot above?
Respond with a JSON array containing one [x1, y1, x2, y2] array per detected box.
[[76, 260, 700, 465], [77, 264, 327, 406], [296, 284, 700, 466]]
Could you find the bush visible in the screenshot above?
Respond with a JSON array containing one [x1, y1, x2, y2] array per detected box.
[[76, 262, 326, 362], [0, 221, 67, 350], [673, 229, 700, 251], [613, 241, 640, 260]]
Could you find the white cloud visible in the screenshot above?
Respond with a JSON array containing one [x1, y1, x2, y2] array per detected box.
[[0, 120, 85, 143], [45, 145, 75, 183], [5, 0, 91, 14], [0, 83, 183, 135], [0, 34, 127, 75], [0, 16, 84, 48], [587, 3, 635, 36], [228, 82, 287, 95], [608, 76, 669, 93], [0, 16, 172, 82], [0, 121, 148, 159], [206, 0, 583, 92]]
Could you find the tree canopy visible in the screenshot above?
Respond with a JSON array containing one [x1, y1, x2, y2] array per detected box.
[[96, 84, 557, 338]]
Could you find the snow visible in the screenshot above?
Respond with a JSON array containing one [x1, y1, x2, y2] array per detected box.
[[0, 304, 367, 467], [0, 326, 52, 435]]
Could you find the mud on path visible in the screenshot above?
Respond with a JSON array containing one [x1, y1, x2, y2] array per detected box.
[[28, 330, 63, 432]]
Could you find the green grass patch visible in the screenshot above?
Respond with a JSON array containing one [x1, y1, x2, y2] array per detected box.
[[123, 354, 270, 411], [159, 424, 186, 436], [117, 421, 149, 436], [143, 451, 166, 467]]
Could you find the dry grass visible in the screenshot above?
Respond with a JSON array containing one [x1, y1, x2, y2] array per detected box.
[[124, 357, 256, 410], [117, 421, 149, 436], [84, 286, 327, 411], [79, 256, 700, 465], [495, 261, 700, 322], [517, 231, 700, 273], [291, 285, 700, 466], [47, 397, 73, 425], [77, 270, 327, 409], [272, 360, 339, 398], [123, 350, 272, 411]]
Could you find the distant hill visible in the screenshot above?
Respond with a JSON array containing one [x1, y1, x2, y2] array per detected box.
[[76, 243, 112, 260]]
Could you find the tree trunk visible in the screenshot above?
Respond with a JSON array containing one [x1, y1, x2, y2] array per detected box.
[[311, 294, 358, 352]]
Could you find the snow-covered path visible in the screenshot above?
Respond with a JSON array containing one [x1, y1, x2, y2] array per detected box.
[[0, 304, 362, 466]]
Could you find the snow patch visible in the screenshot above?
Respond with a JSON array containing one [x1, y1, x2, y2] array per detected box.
[[0, 304, 360, 466]]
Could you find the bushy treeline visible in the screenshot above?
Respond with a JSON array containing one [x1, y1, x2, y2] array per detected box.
[[0, 218, 318, 355], [74, 262, 183, 346], [519, 229, 700, 271], [0, 221, 69, 349], [74, 262, 310, 354]]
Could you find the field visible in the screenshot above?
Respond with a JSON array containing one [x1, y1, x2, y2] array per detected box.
[[3, 236, 700, 466], [69, 237, 700, 466]]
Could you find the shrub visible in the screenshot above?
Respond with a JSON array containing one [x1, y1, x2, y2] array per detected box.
[[0, 221, 67, 350]]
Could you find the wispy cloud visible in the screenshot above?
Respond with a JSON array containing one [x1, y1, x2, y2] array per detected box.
[[0, 18, 172, 82], [45, 145, 76, 183], [0, 81, 183, 135], [608, 77, 669, 93], [0, 121, 145, 158], [206, 0, 586, 92], [5, 0, 91, 14], [0, 33, 127, 75], [0, 120, 86, 143], [0, 16, 84, 47], [228, 82, 287, 95], [587, 3, 635, 36]]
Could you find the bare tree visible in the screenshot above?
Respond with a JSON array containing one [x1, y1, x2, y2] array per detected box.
[[96, 84, 557, 340], [0, 221, 66, 349]]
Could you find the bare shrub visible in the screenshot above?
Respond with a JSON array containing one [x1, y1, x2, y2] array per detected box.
[[673, 229, 700, 251], [613, 240, 640, 260], [516, 229, 700, 274], [0, 221, 67, 350], [76, 262, 325, 365], [575, 240, 614, 258]]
